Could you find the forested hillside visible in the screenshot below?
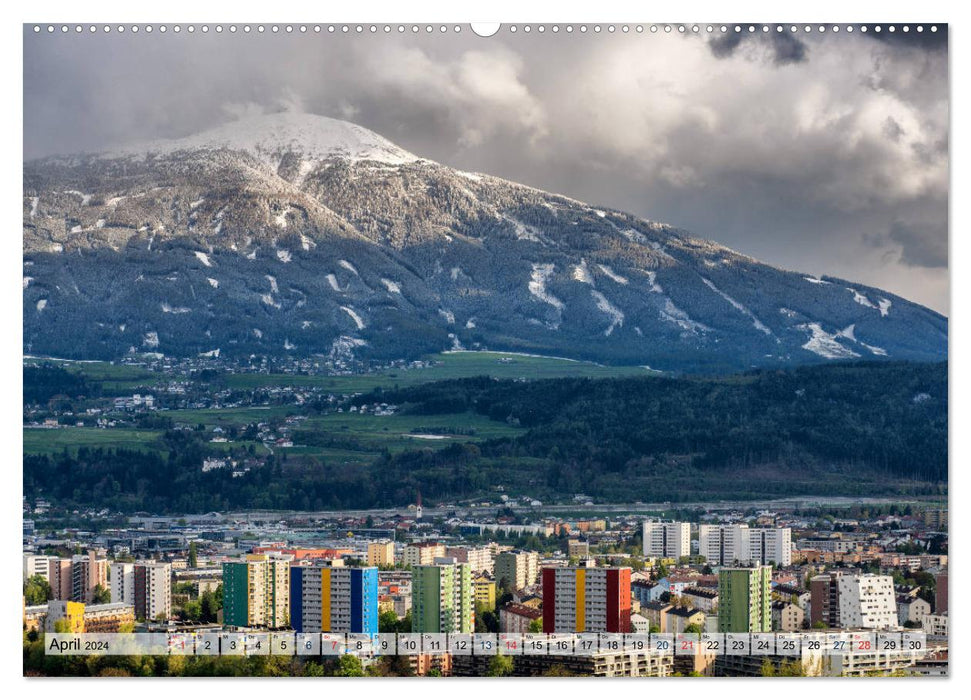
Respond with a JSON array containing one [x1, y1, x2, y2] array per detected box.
[[23, 361, 945, 512]]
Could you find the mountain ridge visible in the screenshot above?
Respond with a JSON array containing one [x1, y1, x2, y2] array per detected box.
[[23, 112, 947, 372]]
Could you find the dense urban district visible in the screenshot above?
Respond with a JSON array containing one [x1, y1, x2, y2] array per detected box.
[[22, 351, 947, 676]]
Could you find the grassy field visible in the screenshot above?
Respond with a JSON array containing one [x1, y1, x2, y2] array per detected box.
[[23, 427, 164, 455], [30, 350, 656, 393], [24, 351, 628, 465], [164, 405, 297, 427], [221, 351, 656, 391]]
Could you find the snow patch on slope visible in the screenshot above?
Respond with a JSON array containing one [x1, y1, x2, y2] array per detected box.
[[161, 303, 191, 314], [572, 259, 594, 285], [590, 290, 624, 336], [381, 279, 401, 294], [326, 274, 341, 292], [340, 306, 365, 330], [528, 263, 565, 311], [660, 299, 710, 334], [798, 323, 860, 359], [848, 288, 876, 310], [194, 251, 213, 267], [207, 278, 219, 289], [339, 260, 359, 275], [701, 277, 773, 336], [878, 298, 892, 317], [597, 264, 628, 285]]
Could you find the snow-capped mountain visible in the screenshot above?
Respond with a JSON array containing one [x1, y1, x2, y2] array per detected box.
[[23, 112, 947, 371]]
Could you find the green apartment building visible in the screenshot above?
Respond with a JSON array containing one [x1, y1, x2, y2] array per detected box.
[[718, 565, 772, 633], [222, 555, 290, 629], [411, 559, 475, 633]]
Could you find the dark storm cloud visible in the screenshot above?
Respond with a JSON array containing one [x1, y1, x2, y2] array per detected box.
[[862, 25, 948, 51], [769, 31, 808, 65], [21, 26, 949, 312], [706, 30, 807, 65], [887, 220, 949, 268], [708, 31, 744, 59]]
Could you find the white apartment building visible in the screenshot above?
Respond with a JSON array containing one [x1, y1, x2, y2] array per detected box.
[[642, 521, 691, 560], [110, 561, 172, 621], [110, 562, 135, 606], [494, 550, 540, 591], [837, 574, 898, 630], [445, 546, 495, 575], [698, 524, 791, 566], [23, 553, 52, 582], [403, 542, 446, 568], [922, 613, 948, 637]]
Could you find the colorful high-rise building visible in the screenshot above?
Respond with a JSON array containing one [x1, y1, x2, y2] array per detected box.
[[541, 565, 632, 633], [290, 560, 378, 634], [718, 565, 772, 633], [473, 572, 497, 610], [222, 554, 290, 629], [411, 559, 474, 633]]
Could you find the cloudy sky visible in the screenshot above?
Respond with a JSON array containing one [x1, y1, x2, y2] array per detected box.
[[23, 25, 949, 313]]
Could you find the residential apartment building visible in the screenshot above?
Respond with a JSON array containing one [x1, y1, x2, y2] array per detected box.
[[541, 565, 632, 633], [810, 571, 844, 627], [366, 541, 395, 568], [110, 561, 172, 621], [446, 546, 494, 575], [935, 569, 948, 614], [897, 595, 931, 627], [222, 554, 290, 629], [42, 600, 134, 633], [665, 606, 705, 634], [717, 565, 771, 633], [494, 550, 539, 592], [43, 551, 108, 603], [922, 613, 948, 637], [473, 572, 496, 610], [403, 542, 446, 568], [682, 586, 719, 614], [23, 554, 52, 582], [48, 558, 73, 601], [71, 551, 108, 604], [500, 602, 543, 633], [411, 559, 475, 633], [568, 540, 590, 559], [642, 521, 691, 560], [290, 560, 378, 634], [837, 574, 898, 630], [698, 525, 791, 566], [82, 602, 136, 633], [771, 600, 805, 631]]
